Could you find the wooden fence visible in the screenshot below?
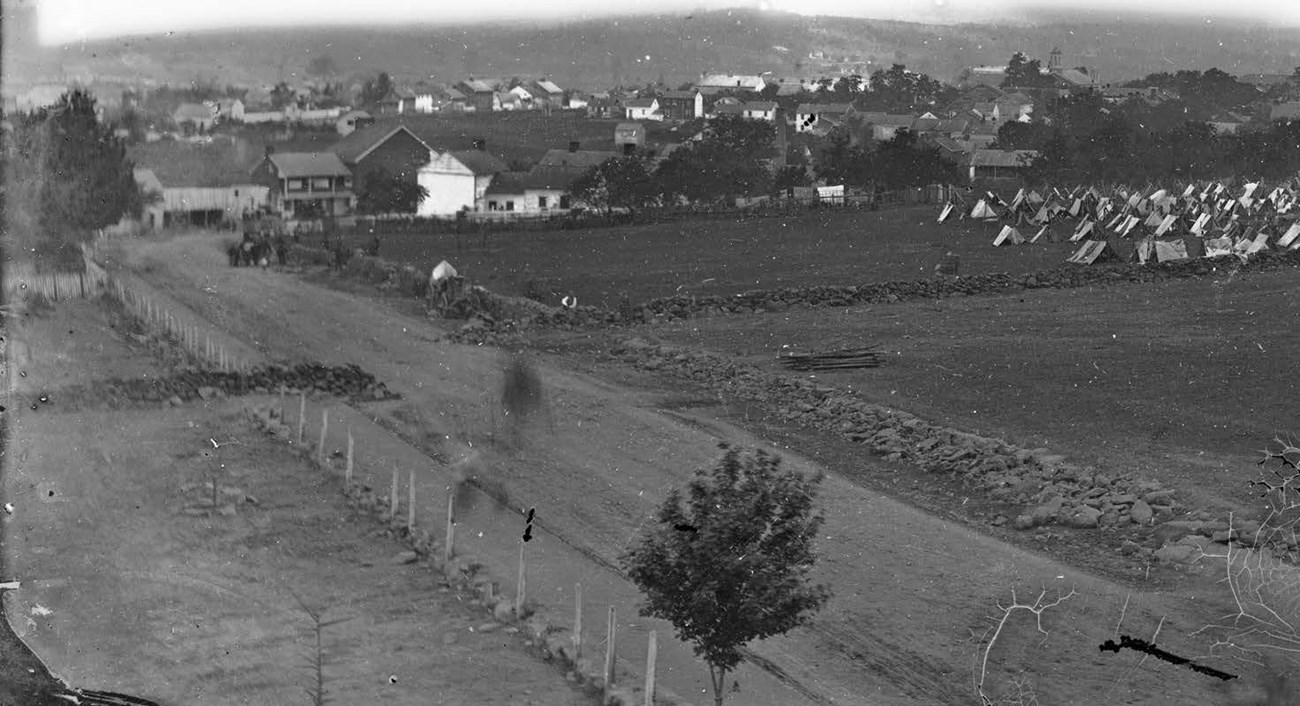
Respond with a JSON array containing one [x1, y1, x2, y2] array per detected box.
[[3, 255, 109, 302], [288, 399, 675, 705]]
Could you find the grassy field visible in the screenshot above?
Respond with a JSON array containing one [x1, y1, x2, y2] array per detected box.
[[647, 267, 1300, 514], [357, 205, 1076, 308]]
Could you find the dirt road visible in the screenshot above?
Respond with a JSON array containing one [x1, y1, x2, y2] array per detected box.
[[106, 234, 1271, 705]]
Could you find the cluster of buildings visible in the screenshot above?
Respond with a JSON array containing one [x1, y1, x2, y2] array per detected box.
[[129, 122, 655, 228]]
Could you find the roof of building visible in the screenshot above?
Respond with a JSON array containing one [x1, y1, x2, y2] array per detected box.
[[911, 117, 940, 132], [713, 103, 746, 115], [328, 124, 433, 164], [449, 149, 509, 175], [615, 122, 645, 136], [933, 136, 969, 155], [485, 171, 527, 195], [537, 148, 617, 169], [859, 113, 915, 127], [266, 152, 352, 178], [775, 84, 805, 96], [460, 79, 497, 93], [970, 149, 1038, 168], [660, 90, 700, 100], [520, 165, 585, 190], [744, 101, 778, 111], [129, 139, 260, 187], [1271, 102, 1300, 121], [173, 102, 214, 121], [133, 167, 164, 194], [442, 86, 467, 101], [1054, 69, 1095, 87], [624, 97, 658, 109], [935, 118, 971, 133], [795, 103, 853, 115], [698, 74, 766, 90], [533, 80, 563, 94]]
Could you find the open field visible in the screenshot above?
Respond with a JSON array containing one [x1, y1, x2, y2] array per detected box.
[[2, 296, 598, 706], [647, 267, 1300, 516], [352, 206, 1075, 309], [85, 232, 1300, 704]]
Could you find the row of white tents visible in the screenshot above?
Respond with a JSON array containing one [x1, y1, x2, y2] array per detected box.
[[937, 180, 1300, 263]]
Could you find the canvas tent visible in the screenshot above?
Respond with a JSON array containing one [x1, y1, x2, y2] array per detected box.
[[1154, 239, 1189, 262], [970, 199, 998, 220], [992, 225, 1025, 246], [1280, 222, 1300, 249], [1066, 240, 1120, 265]]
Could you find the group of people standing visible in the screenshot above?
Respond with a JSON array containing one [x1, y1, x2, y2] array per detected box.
[[228, 229, 290, 269]]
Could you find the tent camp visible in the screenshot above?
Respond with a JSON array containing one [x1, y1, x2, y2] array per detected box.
[[1154, 214, 1178, 236], [1204, 237, 1235, 258], [992, 225, 1025, 246], [430, 260, 458, 282], [1066, 240, 1120, 264], [1135, 237, 1156, 264], [1029, 225, 1050, 243]]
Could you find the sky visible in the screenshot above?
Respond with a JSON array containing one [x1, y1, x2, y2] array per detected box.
[[27, 0, 1300, 46]]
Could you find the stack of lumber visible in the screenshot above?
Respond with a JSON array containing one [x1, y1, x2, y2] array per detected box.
[[779, 345, 881, 371]]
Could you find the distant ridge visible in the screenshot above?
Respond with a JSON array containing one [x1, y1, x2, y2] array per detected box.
[[6, 8, 1299, 92]]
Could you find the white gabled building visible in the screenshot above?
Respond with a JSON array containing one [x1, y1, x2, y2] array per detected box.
[[416, 147, 510, 216]]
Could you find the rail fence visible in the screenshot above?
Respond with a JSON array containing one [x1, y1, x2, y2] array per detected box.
[[253, 396, 688, 706], [329, 184, 955, 238]]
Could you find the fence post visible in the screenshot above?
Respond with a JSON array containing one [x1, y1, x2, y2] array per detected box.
[[390, 470, 399, 522], [444, 486, 455, 563], [407, 471, 416, 532], [573, 583, 583, 661], [297, 393, 306, 444], [515, 539, 526, 617], [644, 631, 657, 706], [345, 429, 354, 485], [317, 409, 329, 463], [604, 606, 617, 690]]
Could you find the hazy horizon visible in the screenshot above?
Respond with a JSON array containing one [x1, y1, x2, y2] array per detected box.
[[25, 0, 1300, 46]]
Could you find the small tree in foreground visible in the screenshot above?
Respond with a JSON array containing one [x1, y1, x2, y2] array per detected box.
[[622, 444, 831, 706]]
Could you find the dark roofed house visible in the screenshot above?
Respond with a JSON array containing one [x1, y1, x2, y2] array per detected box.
[[328, 123, 435, 196], [457, 79, 498, 113], [968, 149, 1038, 183], [483, 171, 527, 211], [658, 90, 703, 120], [531, 80, 565, 109], [250, 151, 355, 219]]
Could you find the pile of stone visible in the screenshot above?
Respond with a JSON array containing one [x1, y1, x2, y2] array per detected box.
[[633, 248, 1300, 323], [29, 362, 398, 411], [609, 339, 1277, 555]]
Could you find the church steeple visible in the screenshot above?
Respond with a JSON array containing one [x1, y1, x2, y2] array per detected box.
[[1049, 47, 1063, 71]]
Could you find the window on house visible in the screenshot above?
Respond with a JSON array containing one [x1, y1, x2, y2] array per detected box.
[[488, 201, 499, 211], [311, 177, 332, 191], [287, 179, 307, 192], [559, 195, 570, 209], [338, 177, 351, 189], [506, 201, 515, 211], [538, 196, 548, 209]]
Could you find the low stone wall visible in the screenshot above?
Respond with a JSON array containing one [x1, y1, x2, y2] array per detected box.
[[609, 337, 1287, 565], [634, 249, 1300, 322], [26, 363, 399, 412]]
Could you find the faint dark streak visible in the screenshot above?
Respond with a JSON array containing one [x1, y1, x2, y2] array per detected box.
[[1099, 635, 1237, 681]]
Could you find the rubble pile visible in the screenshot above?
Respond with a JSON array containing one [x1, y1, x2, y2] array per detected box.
[[29, 362, 399, 411]]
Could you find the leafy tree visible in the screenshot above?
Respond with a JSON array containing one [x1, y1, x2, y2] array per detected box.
[[270, 81, 295, 110], [360, 72, 394, 107], [870, 129, 962, 190], [1002, 52, 1051, 89], [864, 64, 955, 112], [356, 168, 428, 215], [773, 164, 811, 192], [653, 115, 777, 204], [568, 156, 659, 215], [622, 445, 831, 706], [32, 90, 143, 236]]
